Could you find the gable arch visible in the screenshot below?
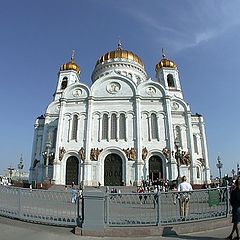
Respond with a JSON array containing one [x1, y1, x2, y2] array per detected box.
[[137, 80, 166, 97], [90, 73, 137, 98]]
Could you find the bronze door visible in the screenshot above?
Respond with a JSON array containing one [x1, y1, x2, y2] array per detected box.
[[104, 154, 122, 186], [149, 156, 163, 182], [65, 156, 79, 185]]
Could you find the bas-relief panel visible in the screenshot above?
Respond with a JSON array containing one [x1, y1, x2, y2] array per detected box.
[[92, 79, 134, 98]]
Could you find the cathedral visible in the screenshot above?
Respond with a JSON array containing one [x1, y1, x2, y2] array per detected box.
[[29, 42, 210, 186]]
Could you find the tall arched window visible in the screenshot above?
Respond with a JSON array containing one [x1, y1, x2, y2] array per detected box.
[[196, 166, 200, 178], [167, 74, 175, 87], [61, 77, 68, 89], [102, 114, 108, 140], [151, 113, 158, 139], [193, 135, 198, 154], [175, 126, 182, 146], [111, 113, 117, 139], [119, 113, 126, 140], [71, 115, 78, 140], [52, 127, 57, 148]]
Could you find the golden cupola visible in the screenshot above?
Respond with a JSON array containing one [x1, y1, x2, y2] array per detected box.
[[60, 50, 80, 74], [155, 49, 177, 72], [95, 41, 144, 68]]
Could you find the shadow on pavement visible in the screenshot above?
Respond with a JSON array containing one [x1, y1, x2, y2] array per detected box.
[[162, 227, 223, 239], [166, 236, 222, 240]]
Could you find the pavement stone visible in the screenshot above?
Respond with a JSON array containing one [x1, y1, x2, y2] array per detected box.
[[0, 215, 233, 240]]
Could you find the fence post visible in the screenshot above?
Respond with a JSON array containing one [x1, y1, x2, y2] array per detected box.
[[81, 190, 105, 232], [105, 192, 109, 225], [18, 188, 22, 218], [226, 186, 230, 216], [157, 191, 161, 226]]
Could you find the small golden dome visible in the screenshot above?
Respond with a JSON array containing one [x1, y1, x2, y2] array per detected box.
[[60, 50, 80, 74], [96, 41, 144, 68], [155, 49, 177, 72]]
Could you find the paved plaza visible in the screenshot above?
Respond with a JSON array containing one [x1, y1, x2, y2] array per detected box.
[[0, 215, 232, 240]]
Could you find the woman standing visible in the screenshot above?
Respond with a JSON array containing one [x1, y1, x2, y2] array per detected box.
[[227, 178, 240, 240]]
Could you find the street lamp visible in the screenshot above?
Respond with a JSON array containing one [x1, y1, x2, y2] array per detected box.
[[216, 156, 223, 185], [42, 141, 52, 181], [231, 169, 235, 178], [174, 138, 181, 184], [7, 167, 14, 184], [18, 155, 24, 182]]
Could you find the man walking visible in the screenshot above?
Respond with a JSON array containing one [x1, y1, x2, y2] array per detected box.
[[177, 176, 193, 220]]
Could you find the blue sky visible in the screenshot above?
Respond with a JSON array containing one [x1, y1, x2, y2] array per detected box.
[[0, 0, 239, 177]]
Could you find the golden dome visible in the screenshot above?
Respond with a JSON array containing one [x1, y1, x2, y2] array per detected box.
[[155, 49, 177, 72], [96, 41, 144, 68], [60, 50, 80, 74]]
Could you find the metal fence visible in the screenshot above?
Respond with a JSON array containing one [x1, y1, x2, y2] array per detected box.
[[105, 187, 229, 226], [0, 185, 230, 228], [0, 186, 79, 226]]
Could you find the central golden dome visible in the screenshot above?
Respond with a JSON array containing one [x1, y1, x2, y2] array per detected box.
[[95, 41, 144, 68]]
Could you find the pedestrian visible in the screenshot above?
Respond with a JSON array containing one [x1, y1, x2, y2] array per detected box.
[[226, 178, 240, 240], [177, 176, 193, 220], [137, 186, 144, 203]]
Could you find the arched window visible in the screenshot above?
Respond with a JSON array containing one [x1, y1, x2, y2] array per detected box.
[[52, 127, 57, 148], [196, 166, 200, 178], [110, 113, 117, 139], [71, 115, 78, 140], [102, 114, 108, 140], [175, 126, 182, 146], [193, 135, 198, 154], [167, 74, 175, 87], [119, 113, 126, 139], [61, 77, 68, 90], [151, 113, 158, 139]]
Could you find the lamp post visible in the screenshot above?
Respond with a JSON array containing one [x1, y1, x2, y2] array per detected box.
[[231, 169, 235, 178], [216, 156, 223, 185], [42, 141, 51, 181], [174, 139, 181, 184], [18, 155, 24, 182], [7, 167, 14, 185]]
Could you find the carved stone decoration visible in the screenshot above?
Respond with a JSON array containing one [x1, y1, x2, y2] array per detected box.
[[172, 102, 179, 110], [123, 147, 137, 161], [106, 82, 121, 94], [72, 88, 82, 98], [54, 105, 60, 113], [59, 147, 66, 161], [90, 148, 103, 161], [142, 147, 148, 160], [145, 87, 156, 96], [179, 151, 191, 166], [78, 147, 85, 161], [162, 147, 170, 159]]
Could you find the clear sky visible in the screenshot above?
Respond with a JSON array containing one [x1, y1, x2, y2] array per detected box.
[[0, 0, 239, 178]]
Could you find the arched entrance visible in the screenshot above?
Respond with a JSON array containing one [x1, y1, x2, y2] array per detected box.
[[149, 155, 163, 182], [104, 154, 122, 186], [65, 156, 79, 185]]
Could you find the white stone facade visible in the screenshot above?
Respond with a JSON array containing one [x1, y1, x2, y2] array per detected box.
[[29, 46, 210, 186]]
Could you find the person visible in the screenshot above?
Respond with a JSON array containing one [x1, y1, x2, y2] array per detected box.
[[177, 176, 193, 220], [226, 178, 240, 240], [137, 186, 144, 203]]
